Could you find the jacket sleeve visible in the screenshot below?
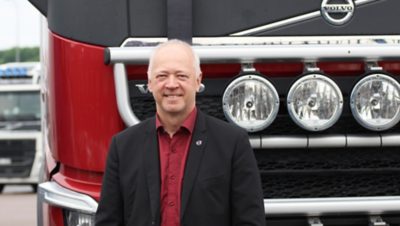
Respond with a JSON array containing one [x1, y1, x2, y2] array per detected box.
[[95, 136, 124, 226], [230, 131, 266, 226]]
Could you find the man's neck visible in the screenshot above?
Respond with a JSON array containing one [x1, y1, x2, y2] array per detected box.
[[157, 109, 193, 137]]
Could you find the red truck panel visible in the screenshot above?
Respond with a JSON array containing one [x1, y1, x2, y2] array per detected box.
[[48, 33, 124, 173]]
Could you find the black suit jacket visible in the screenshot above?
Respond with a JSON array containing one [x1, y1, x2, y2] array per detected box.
[[95, 111, 265, 226]]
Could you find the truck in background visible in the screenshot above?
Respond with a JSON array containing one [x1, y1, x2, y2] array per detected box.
[[0, 62, 42, 193], [29, 0, 400, 225]]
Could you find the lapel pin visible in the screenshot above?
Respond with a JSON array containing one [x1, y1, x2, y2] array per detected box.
[[196, 140, 202, 146]]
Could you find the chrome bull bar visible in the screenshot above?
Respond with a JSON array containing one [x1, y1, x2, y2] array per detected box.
[[249, 134, 400, 149], [105, 44, 400, 149], [266, 196, 400, 216], [39, 181, 400, 217], [105, 43, 400, 65]]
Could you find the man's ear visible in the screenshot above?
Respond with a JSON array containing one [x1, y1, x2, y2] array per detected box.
[[196, 73, 203, 92], [147, 76, 153, 93]]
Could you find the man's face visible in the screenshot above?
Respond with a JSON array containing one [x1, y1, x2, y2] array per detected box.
[[148, 44, 202, 118]]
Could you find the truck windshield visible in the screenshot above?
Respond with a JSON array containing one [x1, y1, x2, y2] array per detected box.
[[0, 91, 40, 122]]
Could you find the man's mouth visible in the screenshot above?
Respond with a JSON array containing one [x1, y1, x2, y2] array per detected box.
[[164, 94, 183, 98]]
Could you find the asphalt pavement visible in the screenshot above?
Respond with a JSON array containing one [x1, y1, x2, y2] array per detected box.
[[0, 185, 36, 226]]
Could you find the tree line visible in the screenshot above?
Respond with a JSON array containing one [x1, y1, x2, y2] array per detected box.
[[0, 47, 40, 64]]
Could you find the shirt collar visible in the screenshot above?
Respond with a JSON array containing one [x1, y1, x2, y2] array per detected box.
[[156, 107, 197, 134]]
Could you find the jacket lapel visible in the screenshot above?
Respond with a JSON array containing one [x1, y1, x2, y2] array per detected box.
[[180, 111, 207, 220], [144, 117, 161, 224]]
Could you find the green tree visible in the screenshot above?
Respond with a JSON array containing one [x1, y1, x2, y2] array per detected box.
[[0, 47, 40, 64]]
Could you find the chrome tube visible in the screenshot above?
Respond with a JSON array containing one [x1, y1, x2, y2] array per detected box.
[[265, 196, 400, 216], [249, 135, 261, 149], [308, 135, 346, 148], [346, 134, 381, 147], [261, 135, 307, 149], [259, 134, 400, 149], [107, 45, 400, 146], [106, 44, 400, 65], [382, 134, 400, 147], [113, 63, 140, 126]]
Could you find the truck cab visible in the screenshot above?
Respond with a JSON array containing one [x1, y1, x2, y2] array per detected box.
[[29, 0, 400, 225], [0, 62, 42, 193]]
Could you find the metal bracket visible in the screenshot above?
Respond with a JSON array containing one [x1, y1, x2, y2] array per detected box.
[[304, 62, 320, 72], [241, 63, 256, 72], [369, 216, 389, 226], [308, 217, 323, 226], [366, 61, 383, 71]]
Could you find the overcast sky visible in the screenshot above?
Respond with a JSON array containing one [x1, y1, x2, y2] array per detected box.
[[0, 0, 41, 50]]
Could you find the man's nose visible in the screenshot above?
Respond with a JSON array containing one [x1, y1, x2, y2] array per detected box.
[[165, 76, 179, 88]]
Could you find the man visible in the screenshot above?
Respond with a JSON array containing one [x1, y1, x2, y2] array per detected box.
[[95, 40, 265, 226]]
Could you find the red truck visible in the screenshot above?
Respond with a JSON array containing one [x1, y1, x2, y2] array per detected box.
[[29, 0, 400, 225]]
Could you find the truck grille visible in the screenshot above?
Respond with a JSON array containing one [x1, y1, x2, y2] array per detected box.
[[129, 77, 400, 199], [0, 139, 36, 178], [257, 148, 400, 198]]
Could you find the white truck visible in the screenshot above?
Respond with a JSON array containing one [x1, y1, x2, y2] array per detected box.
[[0, 62, 42, 192]]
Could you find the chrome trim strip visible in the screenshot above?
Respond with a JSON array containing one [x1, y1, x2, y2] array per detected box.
[[231, 11, 321, 36], [107, 44, 400, 65], [231, 0, 380, 36], [265, 196, 400, 216], [38, 181, 98, 214], [114, 63, 140, 126], [123, 35, 400, 46]]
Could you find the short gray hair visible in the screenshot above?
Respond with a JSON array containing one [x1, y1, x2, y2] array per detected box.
[[147, 39, 202, 78]]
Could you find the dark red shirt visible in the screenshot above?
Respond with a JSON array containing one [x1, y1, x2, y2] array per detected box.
[[156, 108, 197, 226]]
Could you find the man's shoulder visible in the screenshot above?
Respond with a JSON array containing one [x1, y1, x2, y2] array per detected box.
[[114, 117, 155, 141]]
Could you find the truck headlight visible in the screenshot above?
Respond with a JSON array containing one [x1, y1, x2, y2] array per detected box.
[[38, 181, 98, 226], [64, 210, 95, 226], [287, 74, 343, 131], [350, 73, 400, 131], [222, 74, 279, 132]]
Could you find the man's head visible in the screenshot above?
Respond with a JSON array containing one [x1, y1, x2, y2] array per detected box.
[[147, 40, 202, 119]]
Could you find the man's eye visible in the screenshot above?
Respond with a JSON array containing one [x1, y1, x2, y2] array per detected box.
[[178, 74, 188, 79], [156, 74, 167, 79]]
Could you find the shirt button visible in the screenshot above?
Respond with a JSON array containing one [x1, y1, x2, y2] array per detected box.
[[169, 202, 175, 206], [170, 175, 176, 180]]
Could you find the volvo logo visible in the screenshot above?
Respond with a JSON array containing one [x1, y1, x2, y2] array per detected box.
[[135, 84, 150, 94], [321, 0, 355, 25]]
